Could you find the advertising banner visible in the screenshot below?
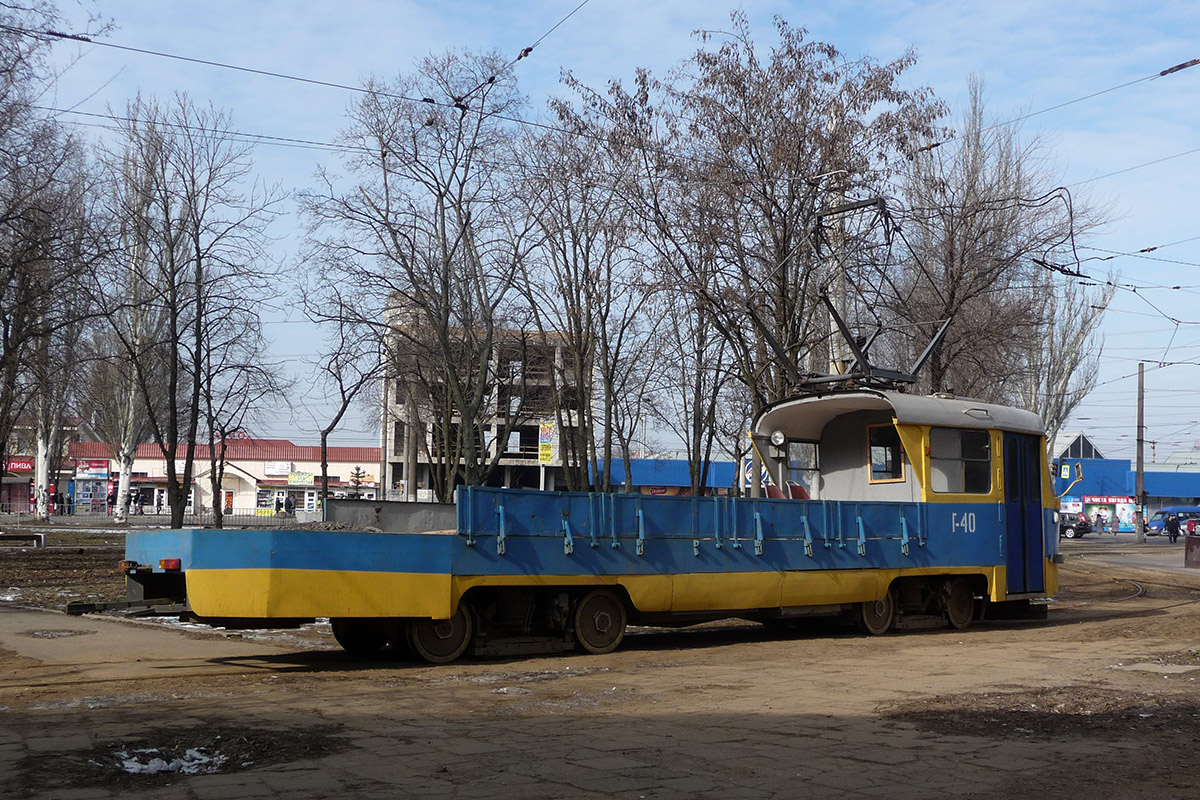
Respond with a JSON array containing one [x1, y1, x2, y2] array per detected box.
[[741, 456, 773, 488], [75, 459, 110, 479], [538, 423, 555, 464]]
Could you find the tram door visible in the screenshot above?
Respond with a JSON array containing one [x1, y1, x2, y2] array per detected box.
[[1004, 433, 1045, 594]]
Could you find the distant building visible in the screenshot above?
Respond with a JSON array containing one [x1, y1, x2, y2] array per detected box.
[[1053, 456, 1200, 518], [1050, 431, 1105, 461], [382, 299, 583, 500], [67, 439, 381, 513], [2, 417, 98, 512]]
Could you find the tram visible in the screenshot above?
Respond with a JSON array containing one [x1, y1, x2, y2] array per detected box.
[[121, 386, 1058, 663]]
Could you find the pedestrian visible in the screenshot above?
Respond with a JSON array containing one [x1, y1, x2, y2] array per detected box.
[[106, 490, 115, 515], [1187, 518, 1197, 537], [1165, 513, 1181, 544], [274, 496, 282, 514], [284, 495, 295, 515], [66, 493, 74, 515]]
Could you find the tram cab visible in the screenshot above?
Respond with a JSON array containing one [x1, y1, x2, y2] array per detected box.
[[750, 389, 1058, 601]]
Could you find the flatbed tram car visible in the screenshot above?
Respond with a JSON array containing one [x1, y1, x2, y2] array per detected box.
[[122, 389, 1058, 663]]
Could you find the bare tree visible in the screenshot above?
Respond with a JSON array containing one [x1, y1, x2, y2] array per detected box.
[[74, 328, 164, 506], [1018, 273, 1114, 452], [0, 3, 102, 482], [890, 77, 1106, 401], [97, 95, 280, 527], [517, 117, 658, 492], [300, 285, 384, 513], [26, 159, 98, 519], [565, 12, 943, 422], [198, 315, 287, 528], [302, 50, 536, 503], [648, 285, 731, 494], [92, 107, 172, 522]]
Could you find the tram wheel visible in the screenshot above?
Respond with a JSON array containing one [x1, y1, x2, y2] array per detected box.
[[408, 604, 473, 664], [945, 578, 975, 630], [331, 618, 388, 654], [858, 589, 895, 635], [573, 589, 627, 654]]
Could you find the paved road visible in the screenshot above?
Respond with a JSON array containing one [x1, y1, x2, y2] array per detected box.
[[1059, 530, 1200, 575]]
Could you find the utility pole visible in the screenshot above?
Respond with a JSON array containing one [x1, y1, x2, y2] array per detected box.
[[1135, 361, 1145, 543]]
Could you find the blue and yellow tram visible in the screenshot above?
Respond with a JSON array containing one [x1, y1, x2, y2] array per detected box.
[[123, 388, 1057, 663]]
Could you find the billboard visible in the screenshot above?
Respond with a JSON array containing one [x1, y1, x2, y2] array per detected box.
[[1081, 494, 1136, 533]]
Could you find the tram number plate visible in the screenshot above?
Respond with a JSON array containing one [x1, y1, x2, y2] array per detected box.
[[951, 512, 977, 534]]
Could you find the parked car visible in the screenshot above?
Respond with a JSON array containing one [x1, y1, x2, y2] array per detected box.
[[1146, 506, 1200, 535], [1058, 511, 1093, 539]]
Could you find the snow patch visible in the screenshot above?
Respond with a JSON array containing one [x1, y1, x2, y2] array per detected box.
[[115, 746, 227, 775]]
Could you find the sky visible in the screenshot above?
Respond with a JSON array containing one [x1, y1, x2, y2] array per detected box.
[[39, 0, 1200, 460]]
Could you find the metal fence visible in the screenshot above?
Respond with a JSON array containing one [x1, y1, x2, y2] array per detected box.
[[0, 505, 318, 529]]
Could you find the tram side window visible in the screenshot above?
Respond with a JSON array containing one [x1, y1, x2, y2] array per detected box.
[[868, 424, 904, 483], [930, 427, 991, 494]]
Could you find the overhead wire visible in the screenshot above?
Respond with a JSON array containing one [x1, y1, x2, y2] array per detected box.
[[11, 18, 1200, 456], [0, 20, 732, 177], [456, 0, 593, 104], [913, 55, 1199, 152], [16, 19, 1199, 203]]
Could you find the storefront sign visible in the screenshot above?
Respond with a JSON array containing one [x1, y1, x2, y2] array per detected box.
[[75, 459, 110, 479], [264, 460, 291, 476], [1082, 495, 1133, 505], [288, 471, 314, 486], [5, 457, 34, 472]]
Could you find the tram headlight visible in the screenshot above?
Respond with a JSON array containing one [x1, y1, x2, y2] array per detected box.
[[770, 430, 786, 447]]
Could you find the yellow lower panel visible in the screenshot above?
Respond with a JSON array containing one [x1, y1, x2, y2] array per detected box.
[[188, 565, 1013, 620], [671, 572, 782, 612], [187, 569, 453, 619], [781, 569, 883, 606], [450, 574, 673, 614]]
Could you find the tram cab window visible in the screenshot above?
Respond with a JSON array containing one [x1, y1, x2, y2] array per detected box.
[[868, 424, 904, 483], [930, 427, 991, 494], [788, 441, 819, 488]]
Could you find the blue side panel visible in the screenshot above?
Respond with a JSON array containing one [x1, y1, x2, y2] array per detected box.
[[454, 487, 1006, 577], [126, 488, 1016, 579], [125, 529, 458, 574], [126, 529, 200, 571]]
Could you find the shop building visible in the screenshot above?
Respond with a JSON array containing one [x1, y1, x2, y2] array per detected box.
[[67, 439, 382, 513]]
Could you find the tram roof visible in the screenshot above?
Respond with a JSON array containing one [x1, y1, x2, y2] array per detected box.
[[752, 389, 1045, 441]]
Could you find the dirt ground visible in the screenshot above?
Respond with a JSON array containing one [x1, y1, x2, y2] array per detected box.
[[1, 533, 1199, 798]]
